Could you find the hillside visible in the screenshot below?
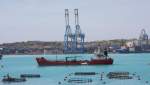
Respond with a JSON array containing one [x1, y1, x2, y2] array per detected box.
[[0, 39, 137, 54]]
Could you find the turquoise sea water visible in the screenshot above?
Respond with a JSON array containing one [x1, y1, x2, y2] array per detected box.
[[0, 53, 150, 85]]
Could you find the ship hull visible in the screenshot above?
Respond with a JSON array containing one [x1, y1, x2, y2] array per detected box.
[[89, 58, 113, 65], [36, 57, 113, 66]]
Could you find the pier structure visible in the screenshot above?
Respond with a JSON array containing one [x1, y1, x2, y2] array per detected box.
[[64, 9, 85, 53]]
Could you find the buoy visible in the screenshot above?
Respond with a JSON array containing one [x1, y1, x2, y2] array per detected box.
[[138, 78, 141, 80], [1, 65, 4, 68], [102, 81, 106, 84], [58, 82, 61, 84]]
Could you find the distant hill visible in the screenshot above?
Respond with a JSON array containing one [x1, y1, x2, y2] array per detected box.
[[0, 39, 137, 55]]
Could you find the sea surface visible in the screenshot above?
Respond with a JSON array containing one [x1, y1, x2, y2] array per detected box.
[[0, 53, 150, 85]]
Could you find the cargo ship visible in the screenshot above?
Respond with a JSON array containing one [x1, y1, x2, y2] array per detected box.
[[36, 48, 113, 66], [36, 57, 113, 66]]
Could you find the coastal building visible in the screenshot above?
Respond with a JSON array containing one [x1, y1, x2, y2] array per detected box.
[[124, 29, 150, 53]]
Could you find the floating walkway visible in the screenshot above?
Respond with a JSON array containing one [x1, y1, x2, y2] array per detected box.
[[20, 74, 40, 78], [58, 71, 149, 85]]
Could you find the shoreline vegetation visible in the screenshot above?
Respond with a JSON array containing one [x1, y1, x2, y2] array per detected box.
[[0, 38, 150, 55]]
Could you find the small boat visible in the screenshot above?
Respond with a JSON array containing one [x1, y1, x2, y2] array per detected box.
[[2, 75, 26, 82], [20, 74, 40, 78], [2, 78, 26, 82]]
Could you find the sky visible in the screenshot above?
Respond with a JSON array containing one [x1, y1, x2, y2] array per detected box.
[[0, 0, 150, 43]]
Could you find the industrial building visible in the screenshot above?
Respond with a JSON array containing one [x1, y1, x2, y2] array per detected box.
[[138, 29, 149, 50]]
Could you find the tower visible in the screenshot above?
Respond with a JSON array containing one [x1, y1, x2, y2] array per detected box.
[[64, 9, 74, 53], [74, 9, 85, 53], [138, 29, 149, 50], [64, 9, 85, 53]]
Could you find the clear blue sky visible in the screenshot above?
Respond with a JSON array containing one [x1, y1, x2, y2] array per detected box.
[[0, 0, 150, 43]]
